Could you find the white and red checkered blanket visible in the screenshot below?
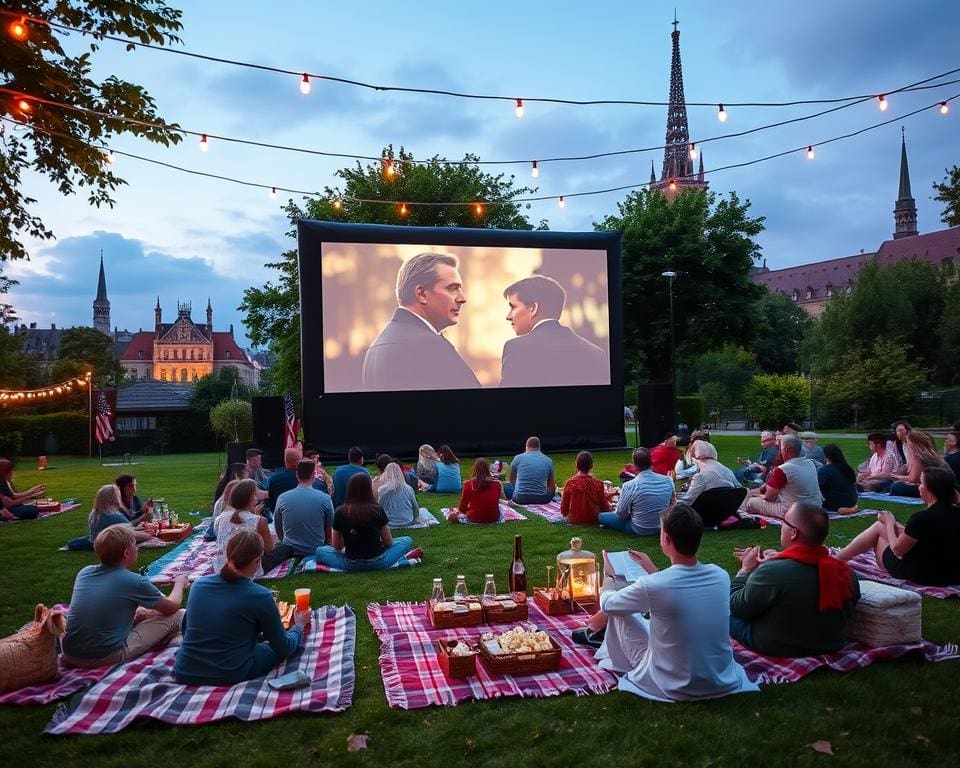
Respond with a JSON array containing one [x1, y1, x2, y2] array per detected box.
[[44, 605, 355, 735], [1, 501, 80, 524], [145, 533, 294, 585], [748, 507, 884, 527], [366, 601, 615, 709], [733, 638, 959, 684], [522, 500, 565, 523], [846, 552, 960, 599], [0, 660, 113, 706], [440, 503, 528, 524]]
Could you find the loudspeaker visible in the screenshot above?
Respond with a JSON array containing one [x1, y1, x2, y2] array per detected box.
[[226, 441, 253, 467], [252, 396, 286, 468], [636, 383, 674, 448]]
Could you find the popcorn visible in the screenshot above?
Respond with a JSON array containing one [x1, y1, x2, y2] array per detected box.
[[492, 627, 552, 653]]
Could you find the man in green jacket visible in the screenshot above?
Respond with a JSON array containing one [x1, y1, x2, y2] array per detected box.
[[729, 501, 860, 657]]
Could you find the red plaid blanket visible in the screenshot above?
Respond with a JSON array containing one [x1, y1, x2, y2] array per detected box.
[[523, 500, 564, 523], [441, 503, 527, 524], [147, 534, 294, 585], [733, 638, 959, 684], [747, 507, 882, 527], [0, 660, 112, 706], [1, 501, 81, 524], [847, 552, 960, 599], [44, 605, 356, 735], [367, 601, 615, 709]]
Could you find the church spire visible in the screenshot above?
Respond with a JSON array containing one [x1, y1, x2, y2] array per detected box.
[[93, 250, 111, 335], [650, 160, 656, 186], [893, 128, 918, 239]]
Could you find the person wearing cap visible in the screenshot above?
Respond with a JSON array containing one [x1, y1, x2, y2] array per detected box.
[[744, 434, 823, 520], [244, 448, 269, 486], [734, 431, 778, 487], [799, 432, 825, 466]]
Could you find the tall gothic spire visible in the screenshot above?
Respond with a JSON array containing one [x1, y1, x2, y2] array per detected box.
[[894, 128, 918, 239], [93, 250, 111, 335]]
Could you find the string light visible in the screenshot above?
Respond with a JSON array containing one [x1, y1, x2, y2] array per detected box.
[[199, 133, 209, 151], [878, 94, 888, 111], [399, 202, 408, 216], [531, 160, 539, 178], [384, 159, 395, 177], [474, 202, 483, 216], [717, 103, 728, 122], [941, 101, 950, 115], [7, 16, 27, 41], [558, 196, 565, 208], [0, 373, 91, 403], [669, 179, 678, 192], [16, 97, 32, 116], [515, 98, 524, 118], [688, 142, 698, 160], [806, 145, 815, 160], [103, 150, 115, 165], [333, 198, 342, 210], [269, 187, 277, 199], [300, 74, 311, 95]]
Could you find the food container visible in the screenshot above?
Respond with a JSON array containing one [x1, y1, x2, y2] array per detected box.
[[435, 639, 478, 678], [427, 599, 485, 629], [34, 499, 61, 513], [481, 594, 529, 624], [157, 523, 193, 542], [476, 632, 562, 676]]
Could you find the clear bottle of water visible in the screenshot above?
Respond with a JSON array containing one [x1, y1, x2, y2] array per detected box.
[[431, 577, 445, 602], [453, 575, 469, 602], [483, 573, 496, 602]]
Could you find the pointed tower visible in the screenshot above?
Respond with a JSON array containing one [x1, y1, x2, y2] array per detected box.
[[206, 297, 213, 331], [155, 296, 162, 332], [894, 129, 918, 239], [649, 161, 657, 186], [650, 16, 709, 201], [93, 250, 111, 336]]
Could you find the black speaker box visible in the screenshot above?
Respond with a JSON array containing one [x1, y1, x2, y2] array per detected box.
[[252, 396, 286, 468], [636, 383, 674, 448], [226, 441, 254, 467]]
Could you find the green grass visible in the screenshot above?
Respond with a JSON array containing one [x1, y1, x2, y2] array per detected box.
[[2, 438, 959, 767]]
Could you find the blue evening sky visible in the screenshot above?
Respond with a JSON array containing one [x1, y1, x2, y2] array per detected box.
[[7, 0, 959, 347]]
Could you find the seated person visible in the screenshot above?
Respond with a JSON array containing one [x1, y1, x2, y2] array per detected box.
[[945, 431, 960, 482], [678, 441, 738, 506], [371, 453, 395, 496], [302, 450, 332, 494], [314, 474, 421, 571], [744, 435, 822, 520], [599, 448, 675, 535], [503, 436, 556, 505], [452, 458, 504, 524], [115, 473, 153, 525], [61, 526, 186, 668], [890, 420, 912, 474], [818, 444, 859, 514], [856, 432, 897, 493], [213, 462, 249, 517], [799, 432, 826, 465], [577, 504, 757, 702], [416, 444, 440, 488], [377, 462, 421, 527], [650, 433, 683, 477], [174, 530, 310, 686], [889, 431, 951, 498], [244, 447, 269, 487], [213, 479, 274, 576], [733, 431, 778, 487], [88, 484, 155, 543], [730, 502, 860, 657], [264, 446, 303, 520], [331, 446, 370, 508], [262, 461, 336, 571], [428, 445, 462, 493], [560, 451, 613, 526], [0, 458, 46, 521], [674, 431, 710, 481], [835, 466, 960, 586]]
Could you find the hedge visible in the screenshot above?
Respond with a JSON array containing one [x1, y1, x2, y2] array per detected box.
[[677, 396, 705, 429], [0, 411, 89, 455], [0, 431, 23, 460]]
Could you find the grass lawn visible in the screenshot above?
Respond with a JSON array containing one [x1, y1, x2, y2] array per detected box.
[[1, 437, 959, 767]]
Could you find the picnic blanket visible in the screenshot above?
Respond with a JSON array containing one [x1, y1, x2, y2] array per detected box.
[[145, 533, 294, 585], [858, 491, 925, 506], [367, 601, 615, 709], [846, 552, 960, 599], [441, 503, 528, 524], [45, 605, 356, 735], [298, 555, 420, 573], [0, 659, 113, 706], [523, 500, 565, 523], [392, 508, 441, 529], [1, 502, 80, 524], [747, 507, 882, 527], [733, 638, 959, 684]]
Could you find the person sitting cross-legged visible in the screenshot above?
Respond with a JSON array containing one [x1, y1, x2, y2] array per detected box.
[[817, 444, 859, 515], [213, 479, 274, 577], [61, 526, 186, 668], [88, 484, 156, 544], [450, 458, 503, 524], [0, 458, 46, 521], [560, 451, 613, 526], [729, 502, 860, 657], [889, 430, 951, 498], [378, 461, 422, 527], [678, 441, 738, 506], [733, 431, 778, 488], [834, 466, 960, 586], [575, 504, 758, 702], [503, 436, 556, 505], [261, 460, 335, 572], [744, 434, 822, 520], [649, 433, 683, 477], [598, 448, 675, 535], [856, 432, 897, 493], [174, 530, 310, 686], [331, 446, 371, 509]]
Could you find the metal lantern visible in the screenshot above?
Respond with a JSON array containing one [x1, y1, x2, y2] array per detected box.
[[556, 537, 598, 606]]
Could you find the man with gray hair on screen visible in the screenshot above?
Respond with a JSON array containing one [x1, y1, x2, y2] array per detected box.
[[362, 252, 481, 391]]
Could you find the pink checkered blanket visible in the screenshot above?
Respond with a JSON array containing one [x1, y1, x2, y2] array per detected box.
[[0, 660, 113, 706], [367, 601, 615, 709], [733, 638, 959, 684], [522, 500, 565, 523], [44, 605, 356, 734], [846, 552, 960, 599], [748, 507, 883, 527], [1, 501, 80, 524], [146, 534, 294, 584], [440, 503, 527, 524]]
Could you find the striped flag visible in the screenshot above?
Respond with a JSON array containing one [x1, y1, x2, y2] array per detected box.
[[284, 391, 300, 448], [94, 390, 115, 444]]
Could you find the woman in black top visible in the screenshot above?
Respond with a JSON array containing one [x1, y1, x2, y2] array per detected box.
[[817, 445, 859, 514], [115, 473, 153, 524], [0, 459, 46, 521], [836, 466, 960, 586], [313, 474, 420, 571]]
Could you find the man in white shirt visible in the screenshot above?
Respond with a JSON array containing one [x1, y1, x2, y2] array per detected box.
[[856, 432, 897, 492], [744, 434, 823, 520]]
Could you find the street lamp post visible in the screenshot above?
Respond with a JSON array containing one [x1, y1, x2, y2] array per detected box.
[[662, 271, 678, 433]]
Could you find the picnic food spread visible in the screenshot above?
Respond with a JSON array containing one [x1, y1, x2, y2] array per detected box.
[[481, 627, 553, 655]]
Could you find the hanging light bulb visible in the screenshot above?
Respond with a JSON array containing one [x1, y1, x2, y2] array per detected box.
[[300, 74, 311, 95], [515, 98, 524, 118], [688, 142, 698, 160], [385, 160, 395, 177], [269, 187, 277, 199], [806, 145, 815, 160], [877, 94, 888, 111], [333, 198, 343, 211], [8, 16, 28, 41], [717, 103, 727, 123], [669, 179, 678, 192], [558, 196, 565, 208], [199, 133, 209, 151], [399, 202, 408, 216], [104, 150, 115, 165], [940, 101, 949, 115], [531, 160, 539, 178], [16, 98, 32, 115]]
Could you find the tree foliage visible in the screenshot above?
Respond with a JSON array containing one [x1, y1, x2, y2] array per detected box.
[[209, 398, 252, 443], [240, 147, 540, 396], [753, 289, 813, 374], [933, 165, 960, 227], [56, 326, 125, 386], [0, 272, 27, 388], [681, 344, 757, 412], [1, 1, 183, 262], [595, 188, 764, 381], [190, 367, 253, 418], [744, 373, 810, 429]]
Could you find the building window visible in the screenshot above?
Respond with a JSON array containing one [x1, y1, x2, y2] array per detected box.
[[225, 350, 231, 360], [826, 284, 833, 297], [163, 350, 168, 360], [160, 369, 167, 381], [805, 288, 814, 300], [138, 350, 144, 360], [192, 369, 198, 381], [791, 290, 799, 302], [190, 349, 195, 360]]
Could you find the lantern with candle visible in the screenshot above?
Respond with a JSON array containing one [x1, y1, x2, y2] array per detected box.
[[534, 537, 599, 615]]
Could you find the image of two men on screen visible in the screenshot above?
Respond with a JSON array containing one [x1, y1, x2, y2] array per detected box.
[[355, 251, 609, 392]]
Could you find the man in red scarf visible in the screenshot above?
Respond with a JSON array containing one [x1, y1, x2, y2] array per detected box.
[[728, 502, 860, 657]]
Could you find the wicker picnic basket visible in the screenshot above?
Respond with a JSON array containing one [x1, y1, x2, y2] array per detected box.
[[477, 634, 562, 676], [435, 639, 478, 678], [0, 604, 66, 694], [427, 600, 485, 629], [481, 595, 529, 624]]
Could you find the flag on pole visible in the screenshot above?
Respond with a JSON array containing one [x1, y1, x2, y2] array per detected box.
[[284, 392, 300, 448], [94, 389, 115, 445]]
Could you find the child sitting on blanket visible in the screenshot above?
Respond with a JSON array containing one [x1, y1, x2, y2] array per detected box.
[[449, 458, 503, 524], [62, 526, 186, 669], [174, 530, 310, 686], [213, 479, 273, 577]]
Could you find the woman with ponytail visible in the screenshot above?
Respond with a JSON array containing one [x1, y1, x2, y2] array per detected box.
[[213, 479, 273, 575], [174, 529, 310, 685]]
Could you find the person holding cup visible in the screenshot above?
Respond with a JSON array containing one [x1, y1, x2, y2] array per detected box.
[[174, 529, 310, 686]]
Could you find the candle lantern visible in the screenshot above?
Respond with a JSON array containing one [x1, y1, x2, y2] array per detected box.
[[534, 537, 600, 615]]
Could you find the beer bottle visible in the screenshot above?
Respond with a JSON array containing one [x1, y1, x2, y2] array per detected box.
[[508, 534, 527, 594]]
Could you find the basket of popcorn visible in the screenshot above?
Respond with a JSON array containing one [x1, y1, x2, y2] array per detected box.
[[476, 626, 562, 675], [435, 638, 478, 678]]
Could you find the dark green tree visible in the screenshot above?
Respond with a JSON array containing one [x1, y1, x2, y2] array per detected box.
[[56, 326, 125, 386], [0, 272, 28, 388], [753, 289, 813, 374], [681, 344, 758, 411], [190, 367, 253, 418], [595, 188, 765, 381], [241, 147, 539, 396], [933, 165, 960, 227], [1, 1, 183, 262]]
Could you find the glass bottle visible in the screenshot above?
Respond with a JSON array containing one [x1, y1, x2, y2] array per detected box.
[[482, 574, 496, 603], [431, 577, 445, 602], [508, 535, 527, 595], [453, 575, 469, 602]]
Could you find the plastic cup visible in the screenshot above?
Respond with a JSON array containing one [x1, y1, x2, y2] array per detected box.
[[294, 588, 311, 612]]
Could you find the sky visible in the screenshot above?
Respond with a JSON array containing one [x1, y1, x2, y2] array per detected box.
[[5, 0, 960, 348]]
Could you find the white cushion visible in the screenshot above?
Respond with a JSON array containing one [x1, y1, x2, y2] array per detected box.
[[846, 580, 922, 647]]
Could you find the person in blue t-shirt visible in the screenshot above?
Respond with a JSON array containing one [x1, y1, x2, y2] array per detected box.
[[62, 525, 185, 667], [263, 460, 336, 571], [174, 529, 311, 686], [331, 446, 371, 508], [87, 484, 155, 543], [503, 436, 556, 505], [425, 445, 462, 493]]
